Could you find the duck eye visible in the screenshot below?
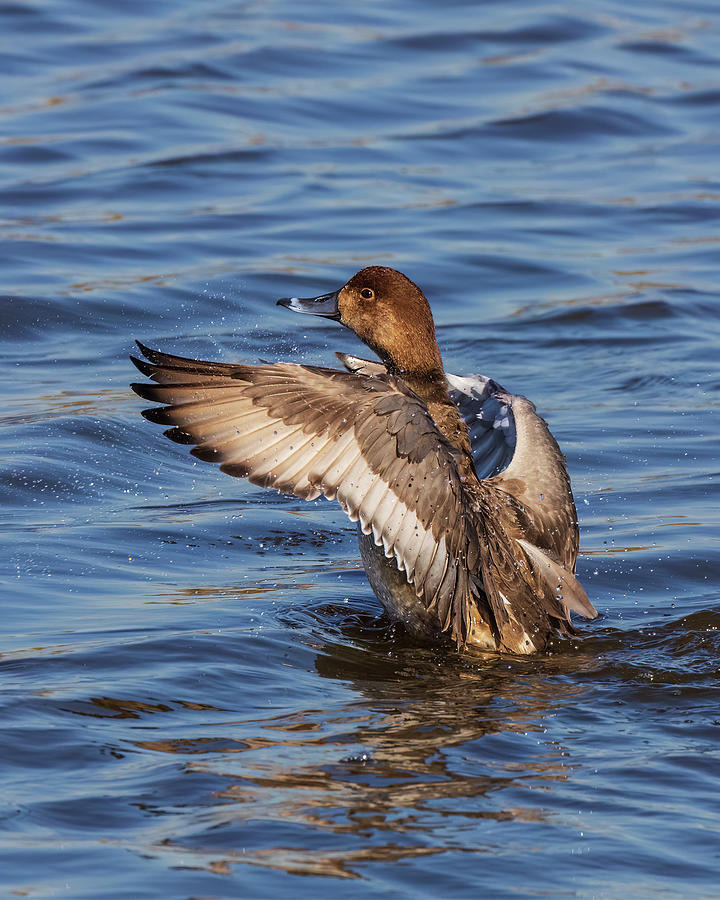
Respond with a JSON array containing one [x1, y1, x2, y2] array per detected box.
[[360, 288, 374, 300]]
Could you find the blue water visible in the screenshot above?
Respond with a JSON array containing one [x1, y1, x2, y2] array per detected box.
[[2, 1, 719, 896]]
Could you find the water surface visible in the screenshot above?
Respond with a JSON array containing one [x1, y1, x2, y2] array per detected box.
[[2, 1, 719, 897]]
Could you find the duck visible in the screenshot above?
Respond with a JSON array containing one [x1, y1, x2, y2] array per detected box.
[[130, 266, 597, 653]]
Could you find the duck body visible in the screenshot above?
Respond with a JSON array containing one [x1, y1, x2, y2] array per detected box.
[[338, 352, 590, 652], [131, 266, 596, 653]]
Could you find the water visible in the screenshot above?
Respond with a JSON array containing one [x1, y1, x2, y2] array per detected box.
[[2, 0, 719, 896]]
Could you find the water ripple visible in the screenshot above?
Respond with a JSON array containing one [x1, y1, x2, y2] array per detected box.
[[2, 0, 720, 896]]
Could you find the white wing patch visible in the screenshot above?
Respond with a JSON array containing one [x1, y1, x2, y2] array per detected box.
[[335, 458, 434, 590]]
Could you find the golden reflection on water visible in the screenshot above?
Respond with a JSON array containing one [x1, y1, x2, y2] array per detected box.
[[3, 388, 135, 426], [143, 580, 315, 605], [156, 839, 446, 880], [69, 271, 178, 292]]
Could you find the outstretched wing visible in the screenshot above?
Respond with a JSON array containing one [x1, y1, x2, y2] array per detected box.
[[437, 370, 579, 570], [130, 343, 482, 643]]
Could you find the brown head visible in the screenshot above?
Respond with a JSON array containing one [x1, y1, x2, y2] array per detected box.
[[277, 266, 444, 378]]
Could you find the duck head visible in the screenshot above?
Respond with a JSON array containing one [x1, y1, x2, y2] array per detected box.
[[277, 266, 444, 378]]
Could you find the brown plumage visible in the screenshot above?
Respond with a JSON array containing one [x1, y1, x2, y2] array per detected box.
[[130, 266, 596, 653]]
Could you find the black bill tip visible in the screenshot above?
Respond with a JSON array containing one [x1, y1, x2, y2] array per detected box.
[[276, 290, 340, 320]]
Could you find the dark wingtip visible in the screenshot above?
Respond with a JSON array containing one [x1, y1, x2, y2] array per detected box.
[[134, 340, 165, 364], [191, 446, 224, 463], [164, 427, 197, 445], [130, 355, 157, 377], [220, 461, 252, 478], [131, 381, 162, 401], [141, 406, 173, 424]]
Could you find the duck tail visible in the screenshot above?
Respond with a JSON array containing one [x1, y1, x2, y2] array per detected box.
[[472, 514, 596, 654], [517, 539, 597, 622]]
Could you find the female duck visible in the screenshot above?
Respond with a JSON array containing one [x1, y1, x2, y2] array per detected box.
[[131, 266, 596, 653]]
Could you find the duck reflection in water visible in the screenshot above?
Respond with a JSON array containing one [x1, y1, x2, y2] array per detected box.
[[118, 608, 597, 880]]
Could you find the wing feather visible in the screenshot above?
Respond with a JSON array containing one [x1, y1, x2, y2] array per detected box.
[[131, 346, 481, 643]]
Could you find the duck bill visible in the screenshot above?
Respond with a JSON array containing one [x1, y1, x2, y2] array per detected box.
[[276, 290, 340, 320]]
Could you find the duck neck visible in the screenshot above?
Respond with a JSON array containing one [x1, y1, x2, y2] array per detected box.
[[395, 368, 447, 404], [393, 368, 476, 471], [368, 310, 445, 383]]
